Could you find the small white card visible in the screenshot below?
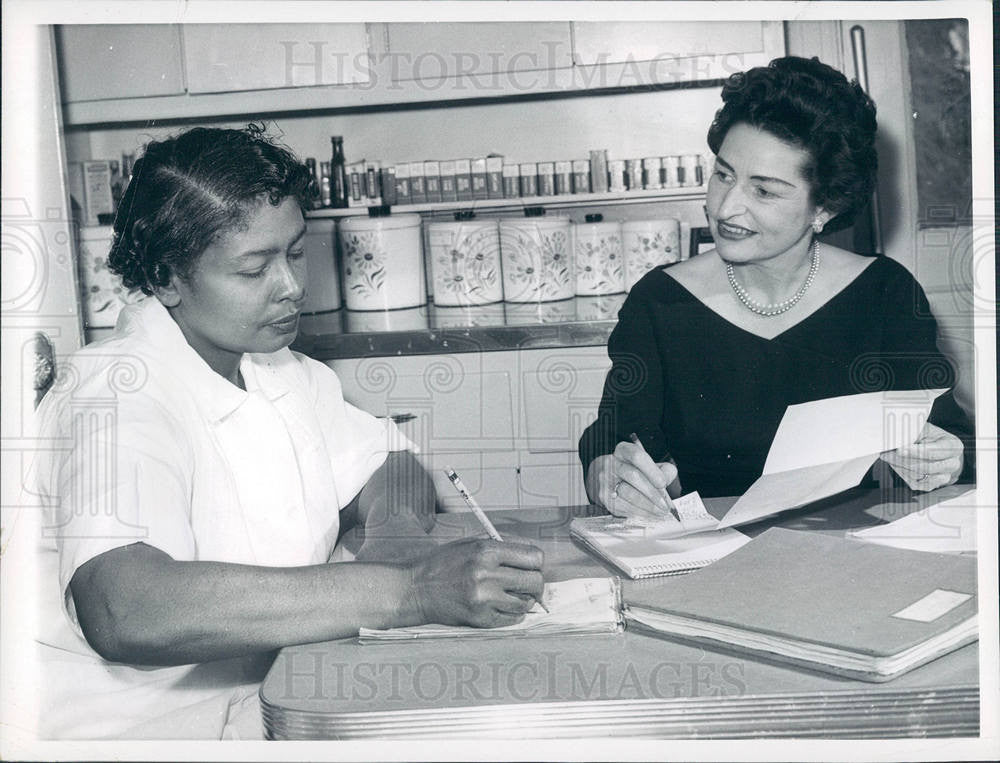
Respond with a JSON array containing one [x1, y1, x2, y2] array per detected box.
[[891, 589, 971, 622]]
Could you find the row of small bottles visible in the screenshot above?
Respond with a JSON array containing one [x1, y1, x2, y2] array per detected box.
[[305, 136, 350, 209]]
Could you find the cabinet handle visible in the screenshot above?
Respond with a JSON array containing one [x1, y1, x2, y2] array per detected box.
[[388, 412, 417, 424]]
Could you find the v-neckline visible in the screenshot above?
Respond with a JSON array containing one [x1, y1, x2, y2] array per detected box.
[[659, 256, 882, 342]]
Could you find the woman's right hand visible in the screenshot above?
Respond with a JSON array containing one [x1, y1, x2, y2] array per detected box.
[[408, 538, 545, 628], [585, 445, 680, 521]]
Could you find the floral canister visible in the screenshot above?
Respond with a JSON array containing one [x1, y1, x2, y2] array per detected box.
[[302, 218, 341, 313], [498, 217, 573, 303], [572, 215, 625, 296], [77, 225, 145, 328], [426, 220, 503, 306], [338, 213, 426, 311], [622, 218, 681, 291]]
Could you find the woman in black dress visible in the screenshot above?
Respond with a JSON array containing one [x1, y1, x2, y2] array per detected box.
[[579, 56, 970, 520]]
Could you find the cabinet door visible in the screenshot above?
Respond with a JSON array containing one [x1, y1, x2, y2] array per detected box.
[[376, 22, 573, 83], [571, 21, 785, 84], [55, 25, 186, 102], [519, 348, 611, 454], [183, 24, 371, 94]]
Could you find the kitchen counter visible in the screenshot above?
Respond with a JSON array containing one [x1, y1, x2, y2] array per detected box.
[[293, 294, 625, 360]]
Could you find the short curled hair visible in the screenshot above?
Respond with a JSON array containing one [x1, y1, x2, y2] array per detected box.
[[108, 124, 314, 295], [707, 56, 878, 232]]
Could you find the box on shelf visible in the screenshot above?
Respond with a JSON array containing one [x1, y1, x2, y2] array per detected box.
[[366, 161, 382, 205], [471, 158, 488, 201], [424, 160, 442, 203], [486, 156, 504, 199], [519, 163, 537, 196], [381, 166, 397, 205], [408, 161, 427, 204], [440, 159, 458, 201], [82, 160, 115, 226], [554, 161, 572, 195], [589, 150, 609, 193], [662, 156, 681, 189], [537, 162, 555, 196], [454, 159, 473, 201], [394, 163, 411, 204], [572, 160, 590, 193], [347, 161, 367, 207], [502, 164, 519, 198]]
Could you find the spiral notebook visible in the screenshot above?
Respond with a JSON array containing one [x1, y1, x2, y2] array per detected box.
[[570, 493, 750, 579]]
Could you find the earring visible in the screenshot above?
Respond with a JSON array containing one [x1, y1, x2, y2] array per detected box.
[[812, 219, 824, 234]]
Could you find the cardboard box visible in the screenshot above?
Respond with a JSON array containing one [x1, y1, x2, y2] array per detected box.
[[589, 150, 609, 193], [408, 161, 427, 204], [455, 159, 473, 201], [424, 160, 442, 203], [471, 158, 488, 200], [439, 159, 458, 201], [554, 160, 572, 195], [486, 156, 504, 199], [537, 162, 555, 197], [394, 163, 412, 204], [519, 163, 538, 197], [502, 164, 520, 198], [572, 159, 591, 194]]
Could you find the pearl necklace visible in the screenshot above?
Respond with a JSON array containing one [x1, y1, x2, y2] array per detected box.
[[726, 240, 820, 317]]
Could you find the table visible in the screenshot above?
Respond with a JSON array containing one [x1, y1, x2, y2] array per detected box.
[[260, 486, 980, 739]]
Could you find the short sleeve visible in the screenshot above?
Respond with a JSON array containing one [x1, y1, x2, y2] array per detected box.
[[293, 353, 414, 506], [34, 383, 196, 630]]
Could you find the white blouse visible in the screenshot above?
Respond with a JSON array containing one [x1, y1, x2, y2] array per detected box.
[[30, 298, 408, 739]]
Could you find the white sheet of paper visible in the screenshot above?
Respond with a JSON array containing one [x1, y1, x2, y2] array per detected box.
[[718, 389, 948, 530], [762, 389, 948, 474], [850, 489, 978, 554]]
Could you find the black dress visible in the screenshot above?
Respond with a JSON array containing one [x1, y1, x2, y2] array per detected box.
[[578, 256, 973, 498]]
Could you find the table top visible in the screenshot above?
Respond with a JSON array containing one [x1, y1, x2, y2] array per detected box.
[[260, 485, 981, 740]]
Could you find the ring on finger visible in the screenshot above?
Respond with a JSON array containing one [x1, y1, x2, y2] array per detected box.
[[612, 479, 624, 498]]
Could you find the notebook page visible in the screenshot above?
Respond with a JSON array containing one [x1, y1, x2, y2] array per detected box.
[[357, 577, 623, 642]]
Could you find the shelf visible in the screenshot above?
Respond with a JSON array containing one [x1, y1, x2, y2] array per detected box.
[[305, 186, 707, 219]]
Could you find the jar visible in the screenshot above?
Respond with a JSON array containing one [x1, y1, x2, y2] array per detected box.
[[426, 220, 503, 306], [498, 217, 574, 303], [573, 215, 625, 296], [302, 218, 341, 313], [338, 213, 425, 311], [622, 218, 682, 291]]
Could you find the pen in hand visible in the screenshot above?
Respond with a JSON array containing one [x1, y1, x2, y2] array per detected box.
[[628, 432, 683, 524], [444, 467, 549, 614]]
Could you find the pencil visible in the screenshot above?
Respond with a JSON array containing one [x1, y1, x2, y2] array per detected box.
[[628, 432, 682, 523], [443, 467, 549, 613]]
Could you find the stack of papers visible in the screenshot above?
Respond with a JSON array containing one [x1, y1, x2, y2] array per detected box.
[[850, 489, 978, 554], [358, 577, 623, 642]]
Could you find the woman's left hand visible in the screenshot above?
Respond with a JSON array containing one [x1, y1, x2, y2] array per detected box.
[[880, 422, 964, 492]]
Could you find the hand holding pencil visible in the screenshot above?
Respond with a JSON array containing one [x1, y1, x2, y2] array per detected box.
[[590, 432, 682, 523]]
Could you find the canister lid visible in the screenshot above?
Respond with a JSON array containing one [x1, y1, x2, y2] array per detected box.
[[338, 212, 422, 231]]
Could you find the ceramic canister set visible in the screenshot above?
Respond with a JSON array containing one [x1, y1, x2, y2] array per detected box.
[[302, 214, 685, 312]]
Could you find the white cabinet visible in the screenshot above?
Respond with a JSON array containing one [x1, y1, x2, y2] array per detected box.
[[571, 21, 785, 85], [55, 25, 185, 102], [183, 24, 371, 93], [373, 22, 573, 83], [328, 346, 610, 511]]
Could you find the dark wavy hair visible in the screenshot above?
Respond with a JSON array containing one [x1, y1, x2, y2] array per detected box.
[[706, 56, 878, 232], [108, 124, 314, 295]]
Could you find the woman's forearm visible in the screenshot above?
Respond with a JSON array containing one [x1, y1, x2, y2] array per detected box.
[[70, 543, 422, 666]]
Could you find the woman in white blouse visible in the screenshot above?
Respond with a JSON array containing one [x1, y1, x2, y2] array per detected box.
[[32, 125, 543, 739]]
